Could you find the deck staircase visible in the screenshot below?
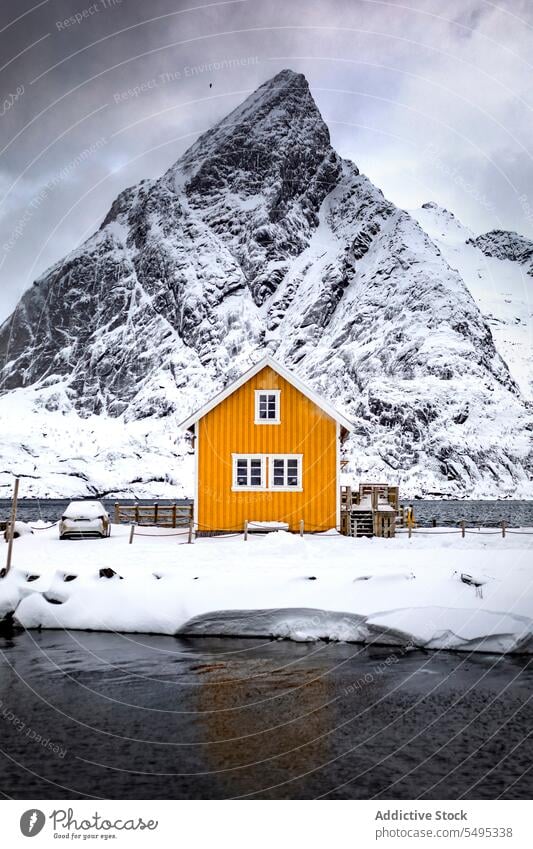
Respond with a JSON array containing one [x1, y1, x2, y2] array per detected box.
[[340, 483, 399, 538], [348, 510, 374, 538]]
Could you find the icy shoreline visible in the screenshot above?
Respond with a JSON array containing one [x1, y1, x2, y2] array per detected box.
[[1, 524, 532, 654]]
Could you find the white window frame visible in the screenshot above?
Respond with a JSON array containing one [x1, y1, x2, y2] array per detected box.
[[268, 454, 303, 492], [231, 454, 267, 491], [254, 390, 281, 425]]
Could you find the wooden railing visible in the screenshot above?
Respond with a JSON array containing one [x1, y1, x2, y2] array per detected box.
[[114, 502, 193, 527], [340, 483, 400, 538]]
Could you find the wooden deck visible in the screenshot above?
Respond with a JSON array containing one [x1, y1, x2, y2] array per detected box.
[[340, 484, 399, 538]]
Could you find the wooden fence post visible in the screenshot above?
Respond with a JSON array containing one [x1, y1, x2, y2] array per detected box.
[[432, 518, 436, 528], [300, 519, 304, 538], [188, 518, 193, 544], [244, 520, 248, 541], [129, 524, 135, 545], [114, 502, 119, 524], [461, 520, 465, 538], [502, 520, 506, 539], [135, 504, 139, 524], [4, 478, 20, 576], [154, 504, 158, 526], [172, 504, 177, 528]]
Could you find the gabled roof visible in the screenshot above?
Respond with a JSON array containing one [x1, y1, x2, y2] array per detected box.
[[179, 356, 353, 432]]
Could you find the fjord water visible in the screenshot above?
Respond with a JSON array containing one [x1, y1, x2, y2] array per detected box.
[[0, 631, 531, 799], [2, 499, 533, 527]]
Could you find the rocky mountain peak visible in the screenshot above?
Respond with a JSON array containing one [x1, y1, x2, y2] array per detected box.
[[177, 69, 331, 178], [178, 67, 342, 217], [163, 69, 344, 307]]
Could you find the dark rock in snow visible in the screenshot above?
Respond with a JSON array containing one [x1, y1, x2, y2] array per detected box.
[[99, 567, 122, 580], [467, 230, 533, 274]]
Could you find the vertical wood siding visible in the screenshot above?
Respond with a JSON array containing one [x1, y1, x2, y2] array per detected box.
[[197, 366, 337, 532]]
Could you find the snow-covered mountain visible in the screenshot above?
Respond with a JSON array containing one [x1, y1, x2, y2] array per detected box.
[[0, 70, 531, 499], [412, 203, 533, 402]]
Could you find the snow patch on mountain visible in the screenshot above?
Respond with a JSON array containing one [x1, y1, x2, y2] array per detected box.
[[412, 203, 533, 401], [0, 383, 193, 499]]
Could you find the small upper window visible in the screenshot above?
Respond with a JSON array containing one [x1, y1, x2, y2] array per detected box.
[[254, 390, 280, 424]]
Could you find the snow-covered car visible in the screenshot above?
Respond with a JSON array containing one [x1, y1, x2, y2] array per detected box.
[[59, 501, 110, 540]]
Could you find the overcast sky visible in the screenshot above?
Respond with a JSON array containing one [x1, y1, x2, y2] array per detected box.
[[0, 0, 531, 322]]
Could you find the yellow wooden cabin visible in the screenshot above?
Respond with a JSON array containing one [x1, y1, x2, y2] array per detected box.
[[180, 357, 352, 535]]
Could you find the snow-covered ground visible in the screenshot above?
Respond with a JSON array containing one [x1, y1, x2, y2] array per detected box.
[[1, 523, 532, 655]]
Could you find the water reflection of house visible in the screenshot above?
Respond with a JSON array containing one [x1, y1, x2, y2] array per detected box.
[[192, 651, 332, 797]]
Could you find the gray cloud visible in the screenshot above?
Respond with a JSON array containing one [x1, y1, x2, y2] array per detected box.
[[0, 0, 532, 322]]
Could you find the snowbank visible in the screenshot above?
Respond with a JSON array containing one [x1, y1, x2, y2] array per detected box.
[[0, 570, 23, 623], [3, 525, 533, 653]]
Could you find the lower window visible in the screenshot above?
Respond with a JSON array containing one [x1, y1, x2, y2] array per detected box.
[[269, 455, 302, 490], [232, 455, 266, 490], [231, 454, 302, 491]]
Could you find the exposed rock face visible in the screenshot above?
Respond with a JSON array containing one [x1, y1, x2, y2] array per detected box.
[[0, 69, 531, 496], [468, 230, 533, 274]]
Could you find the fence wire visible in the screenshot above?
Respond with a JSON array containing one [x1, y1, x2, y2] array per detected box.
[[132, 529, 191, 538], [119, 518, 533, 542]]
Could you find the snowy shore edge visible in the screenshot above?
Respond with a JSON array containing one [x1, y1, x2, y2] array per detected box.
[[1, 525, 532, 655]]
